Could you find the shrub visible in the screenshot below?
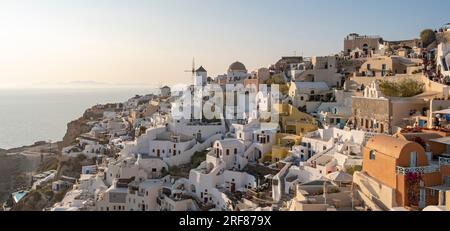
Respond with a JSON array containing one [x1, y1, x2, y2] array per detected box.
[[190, 151, 207, 168], [379, 79, 424, 97], [345, 165, 362, 175]]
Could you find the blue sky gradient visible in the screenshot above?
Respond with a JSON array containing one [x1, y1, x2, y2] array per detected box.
[[0, 0, 449, 87]]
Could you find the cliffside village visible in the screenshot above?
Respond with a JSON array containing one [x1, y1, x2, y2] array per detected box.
[[4, 23, 450, 212]]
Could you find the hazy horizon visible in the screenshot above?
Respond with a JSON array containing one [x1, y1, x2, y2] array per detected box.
[[1, 0, 449, 88]]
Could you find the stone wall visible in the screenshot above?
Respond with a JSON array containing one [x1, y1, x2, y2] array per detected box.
[[351, 97, 390, 133]]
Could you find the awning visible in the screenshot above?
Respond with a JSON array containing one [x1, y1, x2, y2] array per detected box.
[[426, 185, 450, 191], [433, 108, 450, 114]]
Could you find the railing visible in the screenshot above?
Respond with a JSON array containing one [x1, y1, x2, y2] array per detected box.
[[396, 165, 440, 175], [439, 157, 450, 166]]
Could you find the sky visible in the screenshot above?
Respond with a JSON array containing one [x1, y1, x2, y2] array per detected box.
[[0, 0, 449, 88]]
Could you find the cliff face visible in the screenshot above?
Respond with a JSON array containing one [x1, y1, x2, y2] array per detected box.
[[61, 118, 91, 148], [61, 105, 105, 148]]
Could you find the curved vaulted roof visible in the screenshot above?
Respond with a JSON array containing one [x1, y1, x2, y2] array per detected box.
[[228, 61, 247, 72]]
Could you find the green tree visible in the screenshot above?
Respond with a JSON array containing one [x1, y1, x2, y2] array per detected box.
[[398, 78, 424, 97], [379, 79, 424, 97], [379, 81, 399, 97], [420, 29, 436, 48]]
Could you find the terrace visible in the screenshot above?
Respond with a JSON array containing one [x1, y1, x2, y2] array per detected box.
[[396, 165, 440, 175]]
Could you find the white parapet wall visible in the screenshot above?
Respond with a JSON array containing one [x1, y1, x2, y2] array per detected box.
[[353, 171, 397, 211]]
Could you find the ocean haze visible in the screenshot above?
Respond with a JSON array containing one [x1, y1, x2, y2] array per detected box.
[[0, 87, 157, 149]]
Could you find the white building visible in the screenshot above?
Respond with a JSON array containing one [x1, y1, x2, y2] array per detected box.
[[316, 90, 354, 129], [289, 81, 331, 113], [194, 66, 208, 87], [105, 154, 169, 186], [160, 86, 171, 98], [227, 61, 250, 83], [295, 56, 344, 88], [436, 42, 450, 78]]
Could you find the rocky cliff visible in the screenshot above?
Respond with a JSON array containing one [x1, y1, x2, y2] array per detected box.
[[61, 104, 121, 148], [61, 118, 91, 148]]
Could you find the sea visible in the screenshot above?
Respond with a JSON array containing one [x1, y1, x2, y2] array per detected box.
[[0, 87, 157, 149]]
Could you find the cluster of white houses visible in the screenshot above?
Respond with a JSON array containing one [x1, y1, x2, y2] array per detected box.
[[50, 27, 450, 211]]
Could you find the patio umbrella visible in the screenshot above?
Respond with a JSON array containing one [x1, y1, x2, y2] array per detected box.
[[433, 108, 450, 114]]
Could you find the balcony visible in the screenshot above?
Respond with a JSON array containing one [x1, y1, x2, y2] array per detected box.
[[396, 165, 440, 175]]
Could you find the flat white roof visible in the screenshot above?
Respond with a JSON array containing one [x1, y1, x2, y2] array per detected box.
[[293, 82, 330, 91]]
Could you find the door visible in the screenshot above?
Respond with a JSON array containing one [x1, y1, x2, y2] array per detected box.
[[231, 183, 236, 193], [410, 152, 417, 167], [419, 188, 426, 208]]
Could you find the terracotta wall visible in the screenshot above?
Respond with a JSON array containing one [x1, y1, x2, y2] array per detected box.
[[362, 146, 398, 188], [395, 143, 428, 167]]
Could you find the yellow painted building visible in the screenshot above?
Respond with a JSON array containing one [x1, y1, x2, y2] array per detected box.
[[274, 103, 318, 135], [262, 104, 318, 163], [268, 133, 302, 163]]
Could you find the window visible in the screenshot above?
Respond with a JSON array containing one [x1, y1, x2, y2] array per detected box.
[[226, 149, 230, 156], [323, 146, 327, 151], [234, 148, 237, 154], [370, 150, 376, 160], [410, 152, 417, 167]]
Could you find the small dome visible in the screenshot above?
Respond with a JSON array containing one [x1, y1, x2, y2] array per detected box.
[[228, 61, 247, 72]]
